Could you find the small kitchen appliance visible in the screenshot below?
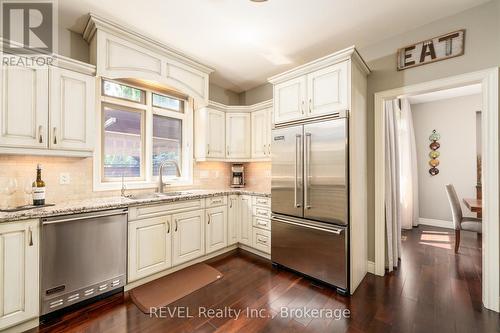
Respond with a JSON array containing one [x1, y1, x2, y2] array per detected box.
[[230, 164, 245, 188]]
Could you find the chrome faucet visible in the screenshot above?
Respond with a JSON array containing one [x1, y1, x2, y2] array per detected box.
[[158, 160, 181, 193]]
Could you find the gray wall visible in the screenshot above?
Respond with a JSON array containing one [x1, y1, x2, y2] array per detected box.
[[412, 94, 481, 224], [360, 0, 500, 261], [209, 83, 241, 105], [57, 28, 89, 63], [239, 83, 273, 105]]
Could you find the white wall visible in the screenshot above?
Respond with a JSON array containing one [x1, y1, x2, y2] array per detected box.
[[412, 94, 481, 223]]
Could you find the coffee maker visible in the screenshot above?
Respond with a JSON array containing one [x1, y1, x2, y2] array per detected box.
[[230, 164, 245, 188]]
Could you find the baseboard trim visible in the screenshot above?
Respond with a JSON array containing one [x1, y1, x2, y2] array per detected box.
[[238, 244, 271, 260], [367, 261, 375, 274], [418, 218, 454, 229], [2, 318, 39, 333]]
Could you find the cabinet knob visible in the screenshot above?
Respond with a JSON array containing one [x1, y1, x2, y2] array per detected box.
[[208, 214, 211, 224], [53, 127, 57, 145], [38, 125, 43, 143], [167, 220, 170, 234], [175, 219, 178, 232]]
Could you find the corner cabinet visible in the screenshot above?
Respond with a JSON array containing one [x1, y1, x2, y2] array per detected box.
[[49, 67, 95, 152], [251, 108, 272, 159], [0, 56, 96, 156], [172, 209, 205, 266], [0, 220, 39, 331], [225, 113, 251, 159], [238, 195, 253, 246], [128, 215, 172, 282], [227, 195, 239, 245]]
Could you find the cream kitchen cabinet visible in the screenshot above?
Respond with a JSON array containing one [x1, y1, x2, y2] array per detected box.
[[273, 76, 306, 124], [0, 62, 48, 149], [0, 219, 39, 331], [0, 57, 96, 156], [194, 107, 226, 160], [251, 108, 272, 159], [128, 215, 172, 282], [172, 209, 205, 266], [270, 59, 349, 124], [205, 206, 228, 254], [225, 113, 251, 159], [227, 195, 239, 245], [238, 195, 253, 246], [49, 67, 95, 152]]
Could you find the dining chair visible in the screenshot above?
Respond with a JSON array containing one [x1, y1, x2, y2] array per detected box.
[[445, 184, 482, 253]]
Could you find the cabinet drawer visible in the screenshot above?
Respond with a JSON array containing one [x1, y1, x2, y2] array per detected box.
[[253, 206, 271, 219], [253, 216, 270, 230], [129, 199, 204, 221], [252, 196, 270, 207], [205, 196, 227, 208], [252, 228, 271, 254]]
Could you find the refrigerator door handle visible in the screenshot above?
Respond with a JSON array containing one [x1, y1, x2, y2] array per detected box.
[[304, 132, 312, 209], [294, 134, 302, 208]]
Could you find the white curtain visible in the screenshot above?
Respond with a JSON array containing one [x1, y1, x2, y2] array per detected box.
[[385, 98, 419, 271]]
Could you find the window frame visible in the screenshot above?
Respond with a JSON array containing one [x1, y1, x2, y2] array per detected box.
[[94, 78, 193, 191]]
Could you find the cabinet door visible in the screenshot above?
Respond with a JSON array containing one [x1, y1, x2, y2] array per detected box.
[[207, 109, 226, 158], [128, 215, 172, 282], [274, 76, 306, 124], [227, 195, 239, 245], [206, 206, 227, 254], [0, 220, 39, 331], [0, 62, 48, 148], [49, 67, 95, 151], [226, 113, 250, 159], [307, 61, 348, 117], [251, 109, 268, 159], [172, 210, 205, 266], [238, 195, 253, 246]]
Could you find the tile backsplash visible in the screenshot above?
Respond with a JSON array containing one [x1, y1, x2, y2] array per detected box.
[[0, 155, 271, 206]]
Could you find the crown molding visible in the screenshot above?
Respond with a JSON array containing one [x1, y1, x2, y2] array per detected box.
[[207, 99, 272, 113], [83, 13, 214, 75], [53, 54, 96, 75], [268, 46, 370, 84]]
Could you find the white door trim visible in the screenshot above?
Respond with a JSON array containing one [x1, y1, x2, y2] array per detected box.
[[373, 68, 499, 312]]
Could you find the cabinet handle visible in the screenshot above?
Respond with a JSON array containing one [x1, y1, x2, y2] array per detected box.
[[38, 125, 43, 143], [229, 198, 233, 208], [53, 127, 57, 145], [301, 100, 305, 115], [257, 236, 267, 244], [207, 144, 210, 155], [227, 146, 230, 156], [308, 98, 312, 113], [208, 214, 211, 224], [267, 144, 271, 155], [258, 220, 267, 226], [167, 220, 170, 234], [263, 144, 266, 155], [28, 226, 33, 246], [175, 219, 178, 232], [212, 199, 222, 204], [258, 199, 267, 204], [258, 211, 268, 217]]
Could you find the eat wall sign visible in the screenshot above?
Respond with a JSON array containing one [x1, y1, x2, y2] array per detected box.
[[397, 29, 465, 70]]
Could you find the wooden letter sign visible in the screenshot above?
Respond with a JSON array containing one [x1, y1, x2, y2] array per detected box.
[[397, 29, 465, 70]]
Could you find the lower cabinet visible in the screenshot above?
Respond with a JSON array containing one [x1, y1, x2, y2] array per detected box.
[[128, 215, 172, 282], [227, 195, 239, 245], [206, 206, 228, 254], [0, 219, 39, 331], [252, 228, 271, 254], [238, 195, 253, 246], [172, 209, 205, 266]]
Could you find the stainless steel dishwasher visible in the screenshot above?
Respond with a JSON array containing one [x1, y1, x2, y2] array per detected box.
[[40, 209, 127, 315]]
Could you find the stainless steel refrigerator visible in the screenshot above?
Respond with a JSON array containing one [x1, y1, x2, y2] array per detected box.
[[271, 114, 349, 294]]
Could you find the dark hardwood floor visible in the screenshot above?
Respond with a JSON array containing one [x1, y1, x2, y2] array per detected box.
[[29, 226, 498, 333]]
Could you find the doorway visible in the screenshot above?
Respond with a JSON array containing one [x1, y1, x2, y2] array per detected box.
[[373, 68, 499, 312]]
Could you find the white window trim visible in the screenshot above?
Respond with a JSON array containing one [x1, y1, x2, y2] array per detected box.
[[93, 79, 193, 191]]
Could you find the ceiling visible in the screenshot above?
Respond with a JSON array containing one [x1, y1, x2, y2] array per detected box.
[[59, 0, 489, 93], [407, 84, 482, 104]]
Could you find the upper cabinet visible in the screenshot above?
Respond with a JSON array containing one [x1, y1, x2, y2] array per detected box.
[[0, 56, 96, 156], [49, 67, 95, 152], [225, 113, 251, 159], [0, 61, 48, 149], [251, 108, 272, 159], [269, 47, 369, 125], [83, 13, 213, 107], [195, 100, 272, 162]]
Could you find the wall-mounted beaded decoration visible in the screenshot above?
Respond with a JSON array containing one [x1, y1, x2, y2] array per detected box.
[[428, 129, 441, 176]]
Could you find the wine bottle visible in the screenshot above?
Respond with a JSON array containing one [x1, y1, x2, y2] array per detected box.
[[32, 164, 46, 206]]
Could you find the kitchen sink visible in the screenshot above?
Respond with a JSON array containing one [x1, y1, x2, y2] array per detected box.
[[127, 191, 192, 200]]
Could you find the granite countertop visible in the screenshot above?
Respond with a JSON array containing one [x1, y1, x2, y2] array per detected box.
[[0, 189, 270, 223]]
